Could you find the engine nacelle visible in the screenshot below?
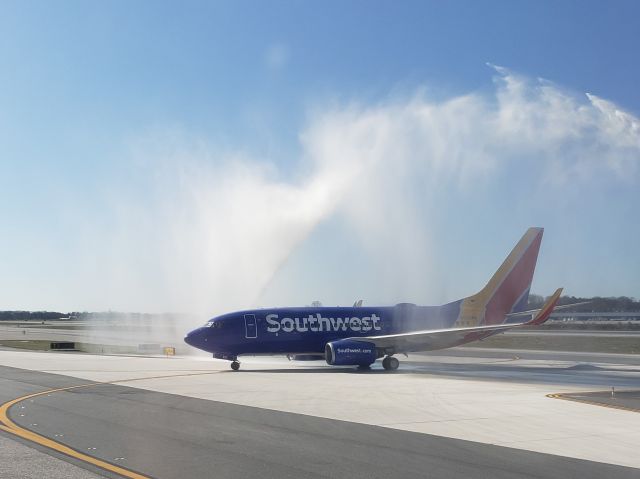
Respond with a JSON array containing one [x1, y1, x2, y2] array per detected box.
[[325, 339, 377, 366]]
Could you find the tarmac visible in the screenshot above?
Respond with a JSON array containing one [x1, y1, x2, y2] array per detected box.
[[0, 433, 103, 479], [0, 347, 638, 478]]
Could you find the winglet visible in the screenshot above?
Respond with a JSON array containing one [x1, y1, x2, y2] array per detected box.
[[524, 288, 563, 325]]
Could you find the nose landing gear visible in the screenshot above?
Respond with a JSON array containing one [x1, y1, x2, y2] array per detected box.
[[230, 360, 240, 371], [382, 356, 399, 370]]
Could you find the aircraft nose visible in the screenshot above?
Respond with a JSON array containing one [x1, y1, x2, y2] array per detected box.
[[184, 327, 206, 347]]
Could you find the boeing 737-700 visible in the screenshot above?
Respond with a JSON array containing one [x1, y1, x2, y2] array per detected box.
[[185, 227, 567, 370]]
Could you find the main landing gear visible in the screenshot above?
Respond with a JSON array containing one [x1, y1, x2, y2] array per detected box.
[[382, 356, 399, 371], [230, 360, 240, 371]]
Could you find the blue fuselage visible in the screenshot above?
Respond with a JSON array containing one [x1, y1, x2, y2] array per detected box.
[[184, 302, 462, 358]]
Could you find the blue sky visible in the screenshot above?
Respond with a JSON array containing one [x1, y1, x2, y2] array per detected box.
[[1, 1, 639, 313]]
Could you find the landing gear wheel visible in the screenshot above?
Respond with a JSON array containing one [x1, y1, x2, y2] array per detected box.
[[382, 356, 399, 371], [357, 364, 371, 370], [230, 361, 240, 371]]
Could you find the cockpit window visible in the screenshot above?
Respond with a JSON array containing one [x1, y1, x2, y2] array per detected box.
[[205, 320, 223, 329]]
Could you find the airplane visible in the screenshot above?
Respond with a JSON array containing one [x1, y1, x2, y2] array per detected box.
[[185, 227, 568, 371]]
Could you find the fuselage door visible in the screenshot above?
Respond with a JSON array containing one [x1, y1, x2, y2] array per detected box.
[[244, 314, 257, 339]]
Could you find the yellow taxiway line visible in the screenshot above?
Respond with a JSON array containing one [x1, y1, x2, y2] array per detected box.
[[0, 371, 221, 478]]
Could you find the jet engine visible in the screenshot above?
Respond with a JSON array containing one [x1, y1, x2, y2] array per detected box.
[[324, 339, 377, 366]]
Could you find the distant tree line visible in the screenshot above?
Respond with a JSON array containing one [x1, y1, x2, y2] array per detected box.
[[0, 311, 146, 321], [0, 311, 195, 321], [527, 295, 640, 312], [0, 311, 69, 321]]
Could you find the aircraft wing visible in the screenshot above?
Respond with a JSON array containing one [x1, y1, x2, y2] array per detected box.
[[349, 288, 563, 353], [506, 299, 590, 320], [348, 323, 516, 352]]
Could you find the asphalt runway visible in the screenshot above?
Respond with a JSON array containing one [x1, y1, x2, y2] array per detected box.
[[411, 348, 640, 389], [558, 390, 640, 411], [1, 365, 638, 479], [505, 330, 640, 338], [426, 347, 640, 365], [0, 433, 102, 479]]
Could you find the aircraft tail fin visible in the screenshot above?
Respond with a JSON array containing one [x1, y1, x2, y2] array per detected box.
[[457, 228, 544, 327]]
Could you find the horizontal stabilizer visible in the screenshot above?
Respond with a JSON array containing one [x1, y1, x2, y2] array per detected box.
[[523, 288, 563, 325]]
